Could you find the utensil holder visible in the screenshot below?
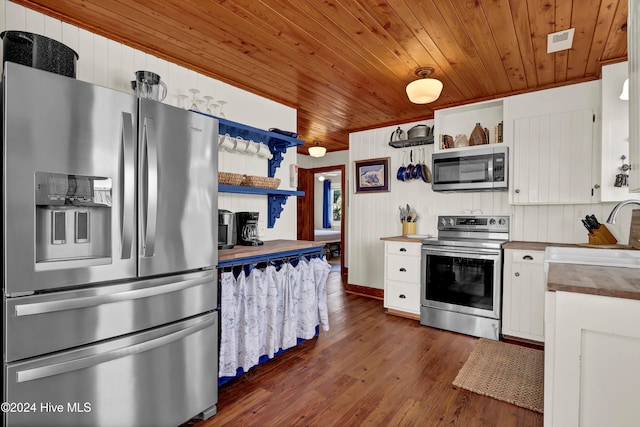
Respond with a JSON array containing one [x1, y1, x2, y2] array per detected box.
[[402, 221, 416, 235], [588, 225, 618, 245]]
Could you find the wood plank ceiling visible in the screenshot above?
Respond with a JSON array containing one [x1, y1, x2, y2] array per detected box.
[[14, 0, 628, 154]]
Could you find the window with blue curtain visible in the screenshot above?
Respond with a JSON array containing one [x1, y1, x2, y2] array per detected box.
[[322, 179, 332, 229]]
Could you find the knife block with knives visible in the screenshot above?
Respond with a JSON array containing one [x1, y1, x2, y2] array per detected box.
[[583, 214, 618, 245], [588, 225, 618, 245]]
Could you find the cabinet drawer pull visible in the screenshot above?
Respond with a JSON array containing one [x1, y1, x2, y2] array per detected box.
[[515, 272, 520, 277], [399, 268, 406, 272], [399, 248, 407, 252], [399, 294, 406, 299], [522, 255, 534, 260]]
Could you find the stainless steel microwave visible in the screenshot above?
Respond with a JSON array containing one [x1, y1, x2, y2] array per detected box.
[[431, 146, 508, 192]]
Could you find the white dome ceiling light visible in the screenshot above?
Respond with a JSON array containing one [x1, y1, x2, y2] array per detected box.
[[308, 140, 327, 157], [406, 67, 443, 104]]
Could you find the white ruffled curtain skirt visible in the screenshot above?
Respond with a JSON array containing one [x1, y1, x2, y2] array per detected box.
[[219, 257, 331, 377]]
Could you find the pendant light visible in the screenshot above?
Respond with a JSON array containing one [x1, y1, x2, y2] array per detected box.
[[620, 78, 629, 101], [406, 67, 443, 104], [308, 140, 326, 157]]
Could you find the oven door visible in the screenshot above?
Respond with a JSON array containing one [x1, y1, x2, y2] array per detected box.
[[421, 245, 502, 320]]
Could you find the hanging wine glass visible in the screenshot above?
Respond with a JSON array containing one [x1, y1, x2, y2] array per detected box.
[[217, 100, 227, 118], [188, 88, 200, 111], [176, 94, 188, 109], [203, 95, 214, 115]]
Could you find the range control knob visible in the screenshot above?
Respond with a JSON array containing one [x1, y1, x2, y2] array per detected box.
[[449, 218, 456, 226], [489, 218, 497, 225], [499, 218, 507, 226], [440, 218, 448, 227]]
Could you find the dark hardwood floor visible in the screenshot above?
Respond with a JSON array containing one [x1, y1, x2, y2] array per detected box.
[[190, 270, 543, 426]]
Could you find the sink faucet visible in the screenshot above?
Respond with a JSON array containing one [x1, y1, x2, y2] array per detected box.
[[606, 199, 640, 223]]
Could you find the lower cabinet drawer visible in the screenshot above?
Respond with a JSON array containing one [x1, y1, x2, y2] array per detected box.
[[384, 280, 420, 314], [386, 241, 421, 257], [386, 254, 420, 283]]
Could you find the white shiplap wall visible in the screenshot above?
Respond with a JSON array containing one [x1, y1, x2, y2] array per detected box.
[[348, 120, 632, 290], [3, 1, 298, 240]]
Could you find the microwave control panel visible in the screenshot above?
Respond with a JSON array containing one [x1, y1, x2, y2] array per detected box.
[[493, 154, 505, 182]]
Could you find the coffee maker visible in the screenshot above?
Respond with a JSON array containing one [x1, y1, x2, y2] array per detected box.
[[218, 209, 236, 249], [236, 211, 263, 246]]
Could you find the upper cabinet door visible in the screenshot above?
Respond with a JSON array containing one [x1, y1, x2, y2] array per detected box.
[[601, 62, 630, 202], [511, 109, 595, 205], [3, 63, 137, 295], [506, 81, 600, 205], [137, 100, 218, 277], [629, 0, 640, 192]]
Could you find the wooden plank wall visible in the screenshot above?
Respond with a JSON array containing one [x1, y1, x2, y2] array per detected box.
[[2, 1, 298, 241], [348, 121, 629, 290]]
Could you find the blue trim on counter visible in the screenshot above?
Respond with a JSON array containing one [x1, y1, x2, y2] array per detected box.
[[217, 246, 324, 268], [218, 184, 303, 197]]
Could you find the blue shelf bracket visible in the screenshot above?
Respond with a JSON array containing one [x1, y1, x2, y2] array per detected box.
[[267, 193, 289, 228], [267, 141, 288, 178]]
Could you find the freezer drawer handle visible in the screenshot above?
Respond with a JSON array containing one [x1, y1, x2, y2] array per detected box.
[[14, 275, 212, 317], [121, 112, 135, 259], [15, 314, 215, 383], [142, 117, 158, 258]]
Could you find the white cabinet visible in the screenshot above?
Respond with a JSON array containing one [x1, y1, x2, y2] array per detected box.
[[501, 249, 545, 342], [601, 61, 630, 202], [505, 81, 600, 205], [544, 291, 640, 427], [383, 240, 421, 318], [433, 99, 504, 151], [630, 0, 640, 191]]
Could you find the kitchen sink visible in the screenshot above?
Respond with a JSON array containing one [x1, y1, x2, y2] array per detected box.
[[544, 246, 640, 270]]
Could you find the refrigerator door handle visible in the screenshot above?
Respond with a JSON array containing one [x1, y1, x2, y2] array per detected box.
[[121, 112, 135, 260], [15, 314, 215, 383], [14, 274, 212, 316], [142, 117, 158, 257]]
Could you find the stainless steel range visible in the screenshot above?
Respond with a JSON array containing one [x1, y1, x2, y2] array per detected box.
[[420, 215, 509, 340]]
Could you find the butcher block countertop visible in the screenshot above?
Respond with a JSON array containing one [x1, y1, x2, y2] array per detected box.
[[502, 241, 578, 251], [504, 241, 640, 300], [218, 239, 325, 264], [547, 263, 640, 301]]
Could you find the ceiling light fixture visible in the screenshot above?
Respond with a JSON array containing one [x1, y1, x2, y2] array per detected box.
[[308, 140, 327, 157], [406, 67, 443, 104], [620, 78, 629, 101]]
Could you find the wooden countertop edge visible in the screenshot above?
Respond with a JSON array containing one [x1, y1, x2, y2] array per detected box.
[[380, 235, 430, 243], [547, 263, 640, 301], [504, 241, 637, 251], [218, 239, 325, 262], [503, 241, 579, 251]]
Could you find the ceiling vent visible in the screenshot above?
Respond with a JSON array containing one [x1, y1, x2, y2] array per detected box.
[[547, 28, 575, 53]]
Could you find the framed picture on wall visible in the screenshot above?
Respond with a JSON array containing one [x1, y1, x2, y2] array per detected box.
[[354, 157, 390, 193]]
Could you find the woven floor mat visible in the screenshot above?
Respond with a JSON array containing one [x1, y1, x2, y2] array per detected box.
[[453, 338, 544, 413]]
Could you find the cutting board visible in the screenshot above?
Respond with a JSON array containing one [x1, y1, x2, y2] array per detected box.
[[629, 209, 640, 249]]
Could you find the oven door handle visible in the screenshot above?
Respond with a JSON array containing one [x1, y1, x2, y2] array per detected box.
[[422, 247, 501, 259]]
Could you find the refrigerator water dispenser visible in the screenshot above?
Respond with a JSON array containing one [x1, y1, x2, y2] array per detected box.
[[34, 172, 112, 267]]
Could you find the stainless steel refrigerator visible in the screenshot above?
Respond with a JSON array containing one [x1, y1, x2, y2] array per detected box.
[[2, 62, 219, 427]]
